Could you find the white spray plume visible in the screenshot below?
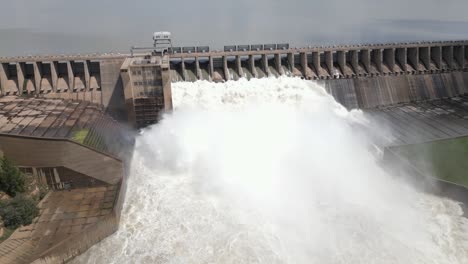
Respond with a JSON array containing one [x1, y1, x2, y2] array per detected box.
[[74, 77, 468, 264]]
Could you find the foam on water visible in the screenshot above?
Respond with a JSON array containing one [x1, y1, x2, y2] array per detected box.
[[74, 77, 468, 264]]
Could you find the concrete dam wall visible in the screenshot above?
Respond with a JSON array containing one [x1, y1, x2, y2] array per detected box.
[[2, 38, 468, 263], [1, 40, 468, 125], [167, 41, 468, 110], [168, 41, 468, 81], [0, 54, 127, 118], [320, 72, 468, 109]]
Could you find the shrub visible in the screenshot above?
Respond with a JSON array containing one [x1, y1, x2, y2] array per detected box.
[[38, 184, 49, 201], [0, 157, 26, 197], [0, 195, 39, 229]]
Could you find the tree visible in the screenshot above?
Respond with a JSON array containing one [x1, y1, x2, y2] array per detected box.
[[0, 195, 39, 229], [0, 157, 26, 197]]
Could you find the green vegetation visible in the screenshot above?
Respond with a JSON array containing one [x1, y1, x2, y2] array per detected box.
[[71, 128, 107, 151], [393, 136, 468, 186], [72, 129, 90, 144], [37, 184, 49, 201], [0, 195, 39, 229], [0, 157, 26, 197], [0, 228, 14, 243], [0, 156, 42, 232]]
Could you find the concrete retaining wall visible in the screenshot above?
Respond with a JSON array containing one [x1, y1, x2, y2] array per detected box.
[[30, 184, 124, 264], [0, 135, 123, 185], [322, 71, 468, 109], [30, 162, 128, 264], [0, 133, 129, 263], [30, 213, 117, 264]]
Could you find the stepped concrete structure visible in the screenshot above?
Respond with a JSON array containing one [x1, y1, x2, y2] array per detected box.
[[0, 97, 133, 263], [2, 36, 468, 263]]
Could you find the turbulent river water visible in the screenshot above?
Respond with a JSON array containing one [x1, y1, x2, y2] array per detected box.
[[74, 77, 468, 264]]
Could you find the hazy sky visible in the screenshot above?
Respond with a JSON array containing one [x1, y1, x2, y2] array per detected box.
[[1, 0, 468, 56]]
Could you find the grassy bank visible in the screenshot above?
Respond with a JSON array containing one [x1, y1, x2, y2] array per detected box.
[[392, 136, 468, 187]]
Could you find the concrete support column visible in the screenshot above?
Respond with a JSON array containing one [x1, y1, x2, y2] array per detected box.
[[262, 54, 269, 76], [67, 61, 74, 91], [407, 48, 419, 71], [84, 60, 91, 91], [287, 53, 294, 73], [383, 48, 395, 72], [209, 56, 214, 80], [312, 52, 320, 76], [33, 62, 42, 94], [443, 46, 454, 69], [223, 56, 230, 81], [396, 48, 407, 72], [121, 65, 135, 126], [465, 46, 468, 68], [419, 47, 430, 70], [50, 61, 58, 92], [350, 50, 359, 74], [337, 51, 346, 74], [236, 55, 243, 77], [360, 50, 371, 73], [181, 58, 187, 81], [325, 51, 333, 74], [300, 52, 307, 77], [195, 57, 201, 80], [16, 62, 25, 94], [431, 46, 442, 69], [161, 65, 173, 111], [372, 49, 382, 73], [454, 46, 464, 69], [249, 55, 258, 78], [274, 54, 281, 75], [0, 63, 8, 95]]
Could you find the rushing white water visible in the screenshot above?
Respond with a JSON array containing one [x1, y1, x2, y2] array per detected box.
[[74, 77, 468, 264]]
